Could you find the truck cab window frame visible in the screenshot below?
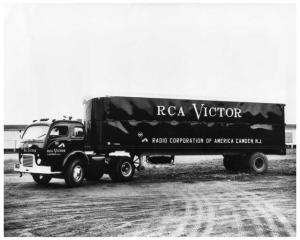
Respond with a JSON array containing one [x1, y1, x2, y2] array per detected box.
[[49, 125, 69, 138], [72, 126, 84, 138]]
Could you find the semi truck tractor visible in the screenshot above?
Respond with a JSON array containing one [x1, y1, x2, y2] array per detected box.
[[14, 96, 286, 187]]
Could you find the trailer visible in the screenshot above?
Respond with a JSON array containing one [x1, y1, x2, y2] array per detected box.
[[14, 96, 285, 187]]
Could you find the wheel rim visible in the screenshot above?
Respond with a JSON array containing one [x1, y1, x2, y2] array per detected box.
[[73, 165, 83, 182], [121, 162, 132, 177], [254, 157, 264, 170]]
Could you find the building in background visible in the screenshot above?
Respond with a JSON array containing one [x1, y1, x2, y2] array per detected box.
[[4, 125, 27, 153], [3, 123, 297, 153], [285, 124, 296, 149]]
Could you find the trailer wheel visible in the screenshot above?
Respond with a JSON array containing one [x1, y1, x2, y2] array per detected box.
[[64, 158, 85, 187], [223, 155, 245, 171], [246, 152, 268, 173], [32, 174, 52, 185], [223, 156, 234, 171], [109, 157, 135, 182]]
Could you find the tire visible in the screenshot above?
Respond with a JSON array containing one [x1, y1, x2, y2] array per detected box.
[[108, 157, 135, 182], [32, 174, 52, 185], [223, 155, 245, 172], [246, 152, 268, 173], [223, 156, 234, 171], [64, 158, 85, 187]]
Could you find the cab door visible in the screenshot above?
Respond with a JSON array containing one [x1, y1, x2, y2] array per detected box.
[[46, 124, 71, 169], [69, 125, 85, 152], [47, 123, 70, 158]]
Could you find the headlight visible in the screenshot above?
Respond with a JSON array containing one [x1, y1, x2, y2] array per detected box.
[[36, 158, 42, 165]]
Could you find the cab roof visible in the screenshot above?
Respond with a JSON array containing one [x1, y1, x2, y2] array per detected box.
[[30, 119, 83, 127]]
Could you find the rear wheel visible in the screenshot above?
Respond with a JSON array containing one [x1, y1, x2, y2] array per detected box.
[[245, 152, 268, 173], [64, 159, 85, 187], [109, 157, 135, 182], [32, 174, 52, 185], [223, 155, 245, 172]]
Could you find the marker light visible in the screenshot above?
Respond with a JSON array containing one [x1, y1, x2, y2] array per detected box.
[[36, 158, 42, 165]]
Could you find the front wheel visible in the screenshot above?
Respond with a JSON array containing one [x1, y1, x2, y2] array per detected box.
[[32, 174, 52, 185], [64, 159, 85, 187], [109, 157, 135, 182]]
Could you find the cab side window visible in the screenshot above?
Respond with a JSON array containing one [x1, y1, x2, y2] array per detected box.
[[73, 127, 84, 138], [50, 126, 68, 137]]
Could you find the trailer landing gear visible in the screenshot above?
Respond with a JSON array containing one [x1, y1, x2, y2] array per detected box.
[[132, 155, 146, 172]]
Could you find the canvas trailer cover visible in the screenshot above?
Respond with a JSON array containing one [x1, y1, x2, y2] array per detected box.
[[84, 96, 285, 155]]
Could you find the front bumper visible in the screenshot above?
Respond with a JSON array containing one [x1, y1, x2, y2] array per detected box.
[[14, 163, 62, 175]]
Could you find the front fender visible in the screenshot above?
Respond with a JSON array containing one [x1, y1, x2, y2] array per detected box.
[[62, 151, 89, 168]]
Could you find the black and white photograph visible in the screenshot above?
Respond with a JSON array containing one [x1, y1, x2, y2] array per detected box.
[[1, 0, 297, 237]]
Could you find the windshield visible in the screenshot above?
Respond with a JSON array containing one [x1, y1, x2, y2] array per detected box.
[[22, 125, 50, 141]]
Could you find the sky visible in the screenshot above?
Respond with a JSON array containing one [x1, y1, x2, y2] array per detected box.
[[4, 3, 296, 124]]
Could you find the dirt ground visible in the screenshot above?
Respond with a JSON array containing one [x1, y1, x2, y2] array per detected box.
[[4, 154, 296, 237]]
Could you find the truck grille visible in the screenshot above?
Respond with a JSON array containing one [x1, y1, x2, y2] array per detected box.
[[23, 154, 34, 167]]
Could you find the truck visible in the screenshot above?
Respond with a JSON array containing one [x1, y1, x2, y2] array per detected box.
[[14, 96, 286, 187]]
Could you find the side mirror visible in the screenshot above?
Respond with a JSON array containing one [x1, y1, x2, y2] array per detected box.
[[19, 130, 23, 139]]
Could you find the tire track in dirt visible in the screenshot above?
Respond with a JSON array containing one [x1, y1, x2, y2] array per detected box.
[[207, 191, 239, 237], [197, 194, 215, 236], [148, 188, 212, 237], [133, 192, 174, 237], [125, 187, 292, 237], [246, 193, 281, 237], [147, 195, 179, 237], [188, 192, 204, 236], [123, 196, 162, 237], [243, 191, 296, 237], [225, 192, 262, 237], [165, 187, 296, 237], [188, 192, 207, 237], [237, 193, 273, 237], [168, 189, 197, 237], [174, 190, 200, 237], [233, 202, 246, 237], [83, 197, 152, 236], [239, 199, 265, 236], [173, 189, 215, 237], [210, 190, 286, 237], [131, 188, 204, 237], [264, 200, 295, 236]]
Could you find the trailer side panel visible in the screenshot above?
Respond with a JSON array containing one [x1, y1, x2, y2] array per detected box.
[[85, 97, 285, 155]]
